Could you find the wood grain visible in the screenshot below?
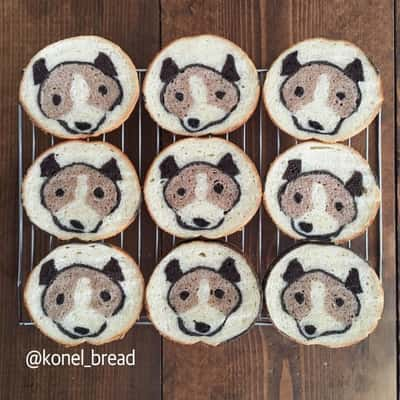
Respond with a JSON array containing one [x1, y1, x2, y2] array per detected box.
[[0, 0, 396, 399]]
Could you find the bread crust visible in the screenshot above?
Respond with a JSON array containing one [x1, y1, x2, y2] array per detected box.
[[262, 141, 381, 244], [23, 243, 145, 347], [22, 140, 141, 241], [142, 34, 260, 137], [19, 35, 140, 140], [143, 137, 262, 239], [145, 239, 262, 346], [262, 37, 384, 143], [264, 242, 384, 348]]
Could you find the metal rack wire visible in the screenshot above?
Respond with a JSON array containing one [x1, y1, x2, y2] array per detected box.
[[17, 69, 383, 328]]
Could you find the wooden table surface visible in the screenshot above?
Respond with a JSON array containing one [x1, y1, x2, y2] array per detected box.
[[0, 1, 397, 399]]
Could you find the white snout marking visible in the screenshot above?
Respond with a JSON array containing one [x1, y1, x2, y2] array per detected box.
[[293, 183, 340, 236], [293, 74, 342, 134]]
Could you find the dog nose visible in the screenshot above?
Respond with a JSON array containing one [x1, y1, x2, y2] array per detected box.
[[194, 321, 211, 333], [193, 218, 210, 228], [299, 222, 313, 233], [188, 118, 200, 129], [308, 120, 324, 131], [74, 326, 90, 335], [75, 121, 92, 131], [70, 219, 84, 230], [304, 325, 316, 335]]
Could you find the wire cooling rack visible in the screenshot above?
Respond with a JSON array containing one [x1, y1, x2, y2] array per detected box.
[[17, 70, 383, 328]]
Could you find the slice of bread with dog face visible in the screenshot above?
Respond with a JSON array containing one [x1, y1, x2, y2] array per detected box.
[[143, 35, 260, 136], [24, 243, 144, 346], [263, 38, 382, 142], [23, 141, 141, 241], [20, 36, 139, 139], [144, 138, 262, 238], [265, 243, 383, 348], [146, 241, 261, 345], [264, 142, 380, 243]]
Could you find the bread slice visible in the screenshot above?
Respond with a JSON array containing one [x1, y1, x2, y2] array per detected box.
[[143, 34, 260, 136], [19, 35, 139, 139], [265, 243, 383, 348], [24, 243, 144, 346], [146, 241, 261, 346], [143, 137, 262, 239], [263, 38, 383, 143], [22, 141, 141, 241], [264, 141, 380, 243]]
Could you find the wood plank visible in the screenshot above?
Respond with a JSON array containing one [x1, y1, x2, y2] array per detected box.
[[0, 1, 162, 399], [160, 1, 397, 399]]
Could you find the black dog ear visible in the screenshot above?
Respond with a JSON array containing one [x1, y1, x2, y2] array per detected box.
[[344, 58, 364, 83], [217, 153, 239, 177], [283, 258, 305, 284], [160, 57, 179, 83], [39, 259, 57, 285], [283, 159, 302, 181], [345, 268, 363, 294], [281, 51, 302, 76], [99, 158, 122, 181], [165, 259, 183, 283], [103, 257, 125, 282], [40, 154, 61, 178], [94, 52, 118, 77], [219, 257, 241, 283], [32, 58, 49, 85], [159, 155, 180, 179], [345, 171, 364, 197], [221, 54, 240, 82]]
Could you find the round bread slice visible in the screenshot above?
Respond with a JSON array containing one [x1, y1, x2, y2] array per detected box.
[[144, 137, 262, 238], [19, 35, 139, 139], [146, 241, 261, 345], [22, 141, 141, 241], [264, 141, 380, 243], [24, 243, 144, 346], [143, 34, 260, 136], [265, 243, 383, 348], [263, 38, 383, 143]]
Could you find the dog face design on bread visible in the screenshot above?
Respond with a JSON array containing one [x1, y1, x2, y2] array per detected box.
[[278, 159, 364, 240], [159, 55, 241, 132], [281, 258, 362, 340], [164, 257, 242, 336], [32, 52, 123, 134], [39, 257, 125, 339], [159, 153, 241, 230], [279, 51, 364, 135], [39, 153, 122, 233]]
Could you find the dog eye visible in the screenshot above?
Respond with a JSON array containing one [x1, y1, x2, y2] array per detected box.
[[215, 91, 226, 99], [294, 292, 304, 304], [294, 192, 303, 203], [179, 290, 190, 300], [214, 289, 225, 299], [294, 86, 304, 97], [335, 202, 343, 211], [94, 187, 105, 199], [98, 85, 108, 96], [55, 188, 65, 197], [177, 187, 186, 196], [175, 92, 184, 101], [52, 94, 62, 106], [213, 183, 224, 194], [336, 92, 346, 100], [56, 293, 65, 305], [335, 297, 344, 307], [100, 290, 111, 302]]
